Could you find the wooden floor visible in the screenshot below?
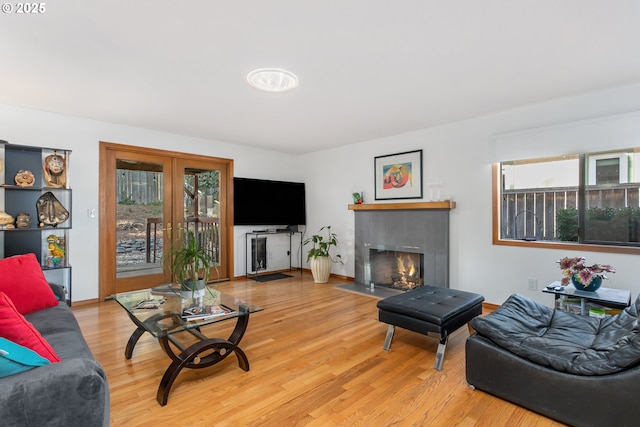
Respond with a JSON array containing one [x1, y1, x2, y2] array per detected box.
[[73, 274, 565, 427]]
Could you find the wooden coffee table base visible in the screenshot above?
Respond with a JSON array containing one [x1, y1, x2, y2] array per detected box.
[[124, 312, 251, 406]]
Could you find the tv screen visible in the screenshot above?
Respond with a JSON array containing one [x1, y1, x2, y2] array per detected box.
[[233, 177, 306, 226]]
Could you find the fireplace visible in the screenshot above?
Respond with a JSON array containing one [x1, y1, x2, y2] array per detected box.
[[365, 245, 424, 290], [352, 203, 453, 289]]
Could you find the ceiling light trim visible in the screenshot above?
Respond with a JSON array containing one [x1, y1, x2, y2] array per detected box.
[[247, 68, 299, 93]]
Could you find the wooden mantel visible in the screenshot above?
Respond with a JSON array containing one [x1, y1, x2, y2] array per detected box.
[[348, 201, 456, 211]]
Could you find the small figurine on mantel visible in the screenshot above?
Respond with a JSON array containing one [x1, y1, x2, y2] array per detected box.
[[43, 152, 67, 188], [352, 191, 364, 204]]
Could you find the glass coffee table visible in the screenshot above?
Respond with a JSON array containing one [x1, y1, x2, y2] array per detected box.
[[543, 281, 631, 315], [115, 286, 262, 406]]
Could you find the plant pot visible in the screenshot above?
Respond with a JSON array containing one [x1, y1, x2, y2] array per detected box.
[[571, 274, 602, 292], [310, 256, 332, 283], [180, 279, 206, 300]]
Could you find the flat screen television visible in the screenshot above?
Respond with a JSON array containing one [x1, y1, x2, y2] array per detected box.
[[233, 177, 306, 226]]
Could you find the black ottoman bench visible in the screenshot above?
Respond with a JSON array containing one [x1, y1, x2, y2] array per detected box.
[[377, 285, 484, 370]]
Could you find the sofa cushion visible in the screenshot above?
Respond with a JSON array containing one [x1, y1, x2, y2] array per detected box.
[[26, 302, 95, 360], [0, 253, 59, 314], [0, 337, 50, 378], [0, 292, 60, 363], [470, 294, 640, 375]]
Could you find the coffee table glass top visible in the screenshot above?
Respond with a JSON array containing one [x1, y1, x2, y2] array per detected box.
[[115, 286, 262, 338]]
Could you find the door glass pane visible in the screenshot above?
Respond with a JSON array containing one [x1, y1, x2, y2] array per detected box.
[[183, 168, 220, 274], [116, 160, 165, 278]]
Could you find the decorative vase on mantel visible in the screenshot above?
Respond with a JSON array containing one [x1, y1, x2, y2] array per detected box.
[[571, 274, 603, 292]]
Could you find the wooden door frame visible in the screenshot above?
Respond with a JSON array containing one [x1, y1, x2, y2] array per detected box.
[[99, 146, 174, 295], [98, 141, 234, 301]]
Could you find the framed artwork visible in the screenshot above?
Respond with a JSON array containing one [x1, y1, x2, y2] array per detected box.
[[374, 149, 423, 200]]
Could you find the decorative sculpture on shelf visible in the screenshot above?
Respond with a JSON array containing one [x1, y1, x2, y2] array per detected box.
[[36, 191, 69, 227], [43, 152, 66, 188], [15, 212, 31, 229], [14, 170, 35, 187], [0, 211, 14, 229], [46, 234, 65, 267]]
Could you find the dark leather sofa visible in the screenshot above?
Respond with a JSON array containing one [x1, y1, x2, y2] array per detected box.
[[466, 294, 640, 427]]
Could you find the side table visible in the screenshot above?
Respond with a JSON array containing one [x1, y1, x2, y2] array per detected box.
[[543, 281, 631, 315]]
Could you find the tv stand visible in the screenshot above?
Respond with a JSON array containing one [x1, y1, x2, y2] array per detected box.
[[245, 230, 303, 280]]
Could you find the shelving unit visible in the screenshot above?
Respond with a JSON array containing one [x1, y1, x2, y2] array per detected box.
[[0, 141, 72, 305]]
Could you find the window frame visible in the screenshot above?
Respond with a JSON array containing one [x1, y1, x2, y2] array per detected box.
[[492, 163, 640, 255]]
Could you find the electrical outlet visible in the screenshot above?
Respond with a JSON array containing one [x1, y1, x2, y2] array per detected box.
[[528, 278, 538, 291]]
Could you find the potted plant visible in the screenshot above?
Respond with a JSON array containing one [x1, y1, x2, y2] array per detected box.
[[558, 256, 615, 291], [165, 229, 216, 298], [304, 226, 343, 283]]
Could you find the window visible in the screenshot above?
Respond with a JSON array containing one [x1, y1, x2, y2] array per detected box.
[[493, 148, 640, 253], [588, 153, 628, 185]]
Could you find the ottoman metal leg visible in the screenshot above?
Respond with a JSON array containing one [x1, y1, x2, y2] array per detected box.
[[383, 325, 395, 351], [434, 334, 448, 371]]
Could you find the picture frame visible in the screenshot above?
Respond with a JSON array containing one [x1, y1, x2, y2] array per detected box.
[[374, 149, 423, 200]]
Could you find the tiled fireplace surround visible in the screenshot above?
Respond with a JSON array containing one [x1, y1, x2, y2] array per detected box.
[[351, 202, 454, 289]]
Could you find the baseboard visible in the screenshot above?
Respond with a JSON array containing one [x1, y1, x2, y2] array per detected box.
[[233, 269, 355, 282], [233, 267, 303, 281], [327, 272, 353, 282], [482, 302, 500, 312], [70, 298, 101, 307]]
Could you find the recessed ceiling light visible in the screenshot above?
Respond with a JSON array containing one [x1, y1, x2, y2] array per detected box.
[[247, 68, 299, 92]]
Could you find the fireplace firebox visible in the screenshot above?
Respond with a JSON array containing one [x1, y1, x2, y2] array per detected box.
[[365, 245, 424, 290]]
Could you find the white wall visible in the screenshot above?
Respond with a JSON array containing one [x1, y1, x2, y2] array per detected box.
[[300, 83, 640, 306], [4, 82, 640, 305], [0, 104, 301, 302]]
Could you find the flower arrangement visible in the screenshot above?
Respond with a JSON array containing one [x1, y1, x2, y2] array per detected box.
[[558, 256, 615, 286]]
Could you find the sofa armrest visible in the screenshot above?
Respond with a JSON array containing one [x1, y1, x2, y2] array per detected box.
[[48, 282, 67, 303], [0, 358, 109, 427]]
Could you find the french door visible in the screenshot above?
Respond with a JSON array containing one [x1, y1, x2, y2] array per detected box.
[[99, 142, 233, 299]]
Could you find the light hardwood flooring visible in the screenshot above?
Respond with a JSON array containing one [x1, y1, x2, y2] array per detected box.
[[73, 274, 565, 427]]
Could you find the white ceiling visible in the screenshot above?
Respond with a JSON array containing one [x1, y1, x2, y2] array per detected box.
[[2, 1, 640, 154]]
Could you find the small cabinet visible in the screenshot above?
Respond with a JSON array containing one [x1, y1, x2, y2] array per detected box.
[[0, 141, 72, 304]]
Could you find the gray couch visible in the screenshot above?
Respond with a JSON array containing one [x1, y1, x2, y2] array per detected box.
[[0, 284, 109, 427], [466, 293, 640, 427]]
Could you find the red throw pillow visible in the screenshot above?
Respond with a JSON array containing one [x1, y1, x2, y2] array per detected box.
[[0, 253, 59, 314], [0, 292, 60, 363]]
